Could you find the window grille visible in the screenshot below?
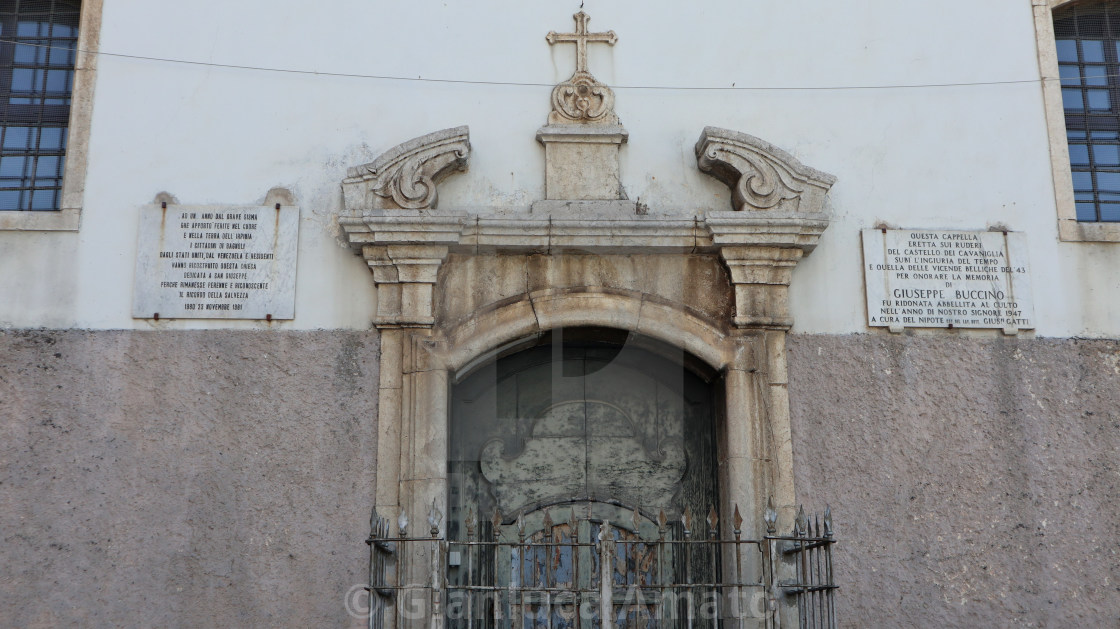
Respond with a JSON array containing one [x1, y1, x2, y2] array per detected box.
[[1054, 1, 1120, 222], [0, 0, 79, 211]]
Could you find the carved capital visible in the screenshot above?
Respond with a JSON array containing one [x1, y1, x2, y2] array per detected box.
[[343, 126, 470, 211], [695, 126, 836, 214], [361, 244, 450, 328], [719, 246, 804, 329]]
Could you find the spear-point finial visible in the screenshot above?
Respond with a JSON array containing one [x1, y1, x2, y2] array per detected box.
[[765, 497, 778, 536], [428, 499, 443, 537], [682, 508, 693, 537], [492, 508, 503, 540], [370, 507, 379, 533], [568, 506, 578, 530], [658, 509, 668, 530], [824, 505, 833, 538], [795, 505, 807, 537], [466, 507, 477, 538], [398, 511, 409, 537], [733, 504, 744, 535], [543, 508, 554, 529], [516, 513, 526, 540], [706, 506, 719, 537]]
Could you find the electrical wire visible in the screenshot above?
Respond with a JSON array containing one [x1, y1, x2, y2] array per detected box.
[[2, 36, 1069, 92]]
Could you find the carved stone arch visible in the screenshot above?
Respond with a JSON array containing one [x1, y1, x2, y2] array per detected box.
[[439, 289, 732, 376]]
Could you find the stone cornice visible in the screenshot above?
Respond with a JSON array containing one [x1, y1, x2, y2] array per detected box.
[[340, 210, 826, 330], [339, 210, 826, 255]]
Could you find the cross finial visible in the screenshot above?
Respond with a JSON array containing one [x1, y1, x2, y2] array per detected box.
[[546, 11, 617, 76]]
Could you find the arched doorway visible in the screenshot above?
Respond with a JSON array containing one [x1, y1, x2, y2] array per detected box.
[[447, 328, 720, 627], [346, 121, 839, 627]]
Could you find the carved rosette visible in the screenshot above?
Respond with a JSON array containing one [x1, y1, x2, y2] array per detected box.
[[342, 126, 470, 211], [695, 126, 836, 213], [548, 71, 619, 125]]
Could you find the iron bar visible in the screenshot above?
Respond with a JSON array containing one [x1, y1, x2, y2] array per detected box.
[[684, 510, 694, 629], [734, 522, 743, 629], [598, 523, 611, 629], [466, 510, 474, 629], [544, 509, 553, 629], [814, 517, 823, 629], [492, 513, 501, 629], [708, 506, 719, 629], [517, 515, 526, 629], [573, 508, 581, 629]]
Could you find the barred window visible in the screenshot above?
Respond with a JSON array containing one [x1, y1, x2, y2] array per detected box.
[[0, 0, 78, 212], [1054, 2, 1120, 222]]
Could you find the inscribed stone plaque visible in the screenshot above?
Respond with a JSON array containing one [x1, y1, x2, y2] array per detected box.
[[861, 229, 1034, 331], [132, 204, 298, 319]]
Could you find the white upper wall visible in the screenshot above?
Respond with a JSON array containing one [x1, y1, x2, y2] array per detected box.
[[1, 0, 1116, 336]]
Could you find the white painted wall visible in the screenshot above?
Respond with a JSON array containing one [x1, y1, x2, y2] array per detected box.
[[0, 0, 1116, 337]]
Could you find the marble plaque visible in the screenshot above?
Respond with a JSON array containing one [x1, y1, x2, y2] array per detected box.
[[132, 204, 299, 320], [861, 229, 1034, 332]]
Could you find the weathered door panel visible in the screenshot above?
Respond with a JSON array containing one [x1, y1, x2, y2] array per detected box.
[[449, 338, 719, 629]]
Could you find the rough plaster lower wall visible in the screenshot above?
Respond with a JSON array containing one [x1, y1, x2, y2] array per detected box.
[[787, 335, 1120, 628], [0, 330, 379, 628]]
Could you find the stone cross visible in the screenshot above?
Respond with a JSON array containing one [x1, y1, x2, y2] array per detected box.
[[546, 11, 616, 75]]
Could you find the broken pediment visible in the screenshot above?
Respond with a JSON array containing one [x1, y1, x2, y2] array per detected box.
[[695, 126, 836, 214], [342, 126, 470, 211]]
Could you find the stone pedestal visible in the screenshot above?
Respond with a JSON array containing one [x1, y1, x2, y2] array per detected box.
[[537, 124, 628, 200]]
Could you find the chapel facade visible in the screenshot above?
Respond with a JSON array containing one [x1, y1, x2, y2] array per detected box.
[[1, 2, 1118, 627]]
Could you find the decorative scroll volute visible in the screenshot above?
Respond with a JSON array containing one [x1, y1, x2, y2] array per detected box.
[[695, 126, 836, 213], [342, 126, 470, 210]]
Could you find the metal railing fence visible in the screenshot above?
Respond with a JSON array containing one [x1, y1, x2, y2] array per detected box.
[[366, 501, 835, 629]]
